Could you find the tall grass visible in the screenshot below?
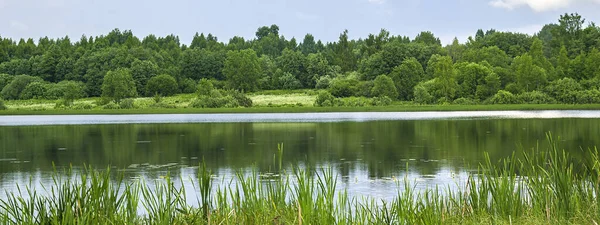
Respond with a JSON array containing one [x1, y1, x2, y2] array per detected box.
[[2, 134, 600, 224]]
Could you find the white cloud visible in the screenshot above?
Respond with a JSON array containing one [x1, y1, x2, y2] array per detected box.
[[10, 20, 29, 31], [489, 0, 600, 12], [368, 0, 385, 4]]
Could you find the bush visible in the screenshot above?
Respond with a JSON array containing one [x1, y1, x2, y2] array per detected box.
[[44, 83, 64, 100], [146, 74, 178, 97], [315, 76, 331, 89], [371, 96, 392, 106], [103, 102, 120, 109], [180, 78, 197, 94], [197, 78, 214, 96], [0, 74, 14, 91], [545, 78, 582, 104], [150, 102, 177, 109], [575, 90, 600, 104], [1, 75, 43, 100], [0, 98, 7, 110], [489, 90, 519, 104], [72, 103, 94, 110], [119, 99, 135, 109], [339, 97, 370, 107], [228, 90, 253, 107], [517, 91, 556, 104], [357, 81, 374, 97], [19, 81, 47, 100], [413, 83, 434, 104], [453, 97, 476, 105], [278, 72, 302, 90], [329, 78, 358, 97], [314, 91, 336, 107], [371, 75, 398, 99]]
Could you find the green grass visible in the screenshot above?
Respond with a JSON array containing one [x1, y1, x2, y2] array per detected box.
[[2, 134, 600, 224], [1, 91, 600, 115]]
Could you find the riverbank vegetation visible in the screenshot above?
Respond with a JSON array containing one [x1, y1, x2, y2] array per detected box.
[[1, 13, 600, 112], [1, 135, 600, 224]]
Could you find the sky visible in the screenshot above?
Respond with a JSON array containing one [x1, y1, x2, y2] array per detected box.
[[1, 0, 600, 46]]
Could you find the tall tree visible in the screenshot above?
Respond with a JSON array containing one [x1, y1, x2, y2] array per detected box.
[[223, 49, 262, 91]]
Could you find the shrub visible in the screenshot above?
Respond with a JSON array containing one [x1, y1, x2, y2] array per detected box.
[[228, 90, 252, 107], [180, 78, 197, 94], [453, 97, 476, 105], [1, 75, 43, 100], [102, 68, 137, 103], [150, 102, 177, 109], [339, 97, 369, 107], [278, 72, 302, 90], [197, 78, 214, 96], [357, 81, 374, 97], [72, 103, 94, 110], [103, 102, 120, 109], [371, 75, 398, 99], [44, 83, 64, 100], [0, 98, 7, 110], [371, 96, 392, 106], [413, 83, 434, 104], [314, 91, 335, 107], [329, 78, 358, 98], [146, 74, 178, 97], [19, 81, 47, 100], [575, 90, 600, 104], [517, 91, 556, 104], [489, 90, 519, 104], [0, 74, 14, 91], [315, 76, 331, 89], [545, 78, 582, 104], [119, 99, 135, 109]]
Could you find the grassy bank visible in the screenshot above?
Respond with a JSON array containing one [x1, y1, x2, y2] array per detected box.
[[1, 91, 600, 115], [2, 136, 600, 224]]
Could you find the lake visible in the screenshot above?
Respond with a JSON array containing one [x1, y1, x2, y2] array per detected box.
[[1, 111, 600, 202]]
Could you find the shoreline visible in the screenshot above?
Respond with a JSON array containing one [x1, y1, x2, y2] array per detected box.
[[1, 104, 600, 115]]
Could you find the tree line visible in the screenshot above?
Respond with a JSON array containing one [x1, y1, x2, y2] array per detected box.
[[0, 13, 599, 105]]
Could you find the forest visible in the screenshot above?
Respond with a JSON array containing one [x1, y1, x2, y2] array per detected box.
[[0, 13, 600, 109]]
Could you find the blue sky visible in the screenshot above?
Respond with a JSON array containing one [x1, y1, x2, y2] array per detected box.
[[1, 0, 600, 45]]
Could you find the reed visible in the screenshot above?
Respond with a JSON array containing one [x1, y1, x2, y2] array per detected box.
[[2, 134, 600, 224]]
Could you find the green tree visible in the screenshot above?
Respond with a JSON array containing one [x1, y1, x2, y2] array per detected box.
[[20, 81, 47, 100], [223, 49, 262, 91], [428, 55, 457, 100], [584, 48, 600, 79], [300, 34, 317, 55], [529, 38, 555, 80], [556, 45, 570, 78], [332, 30, 357, 72], [130, 59, 159, 96], [513, 54, 547, 92], [146, 74, 179, 96], [102, 68, 137, 103], [197, 78, 214, 96], [277, 49, 307, 87], [371, 75, 398, 99], [61, 80, 86, 106], [1, 75, 43, 100], [389, 57, 424, 101]]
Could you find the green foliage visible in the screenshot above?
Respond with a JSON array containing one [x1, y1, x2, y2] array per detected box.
[[314, 90, 335, 107], [197, 78, 214, 96], [513, 54, 547, 91], [180, 78, 198, 94], [119, 98, 136, 109], [228, 90, 253, 107], [357, 80, 374, 97], [102, 68, 137, 103], [389, 57, 424, 101], [371, 75, 398, 99], [545, 78, 582, 103], [0, 98, 6, 110], [453, 97, 476, 105], [102, 102, 120, 109], [428, 55, 457, 100], [19, 81, 47, 100], [1, 75, 43, 100], [328, 77, 358, 98], [146, 74, 178, 97], [371, 96, 393, 106], [130, 59, 159, 95], [315, 76, 331, 89], [191, 88, 252, 108], [0, 73, 13, 91], [489, 90, 518, 104], [516, 91, 556, 104], [278, 72, 302, 90], [575, 90, 600, 104], [413, 82, 434, 104], [223, 49, 261, 92]]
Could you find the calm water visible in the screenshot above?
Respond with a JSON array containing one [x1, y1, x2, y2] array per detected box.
[[1, 111, 600, 202]]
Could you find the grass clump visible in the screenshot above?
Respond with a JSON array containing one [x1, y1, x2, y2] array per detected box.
[[3, 134, 600, 224]]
